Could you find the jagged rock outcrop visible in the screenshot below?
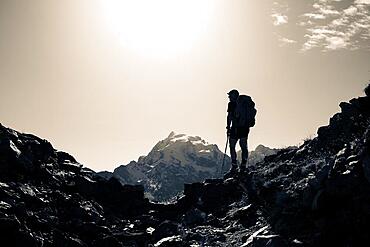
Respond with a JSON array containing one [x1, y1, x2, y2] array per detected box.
[[240, 89, 370, 246], [0, 124, 150, 246]]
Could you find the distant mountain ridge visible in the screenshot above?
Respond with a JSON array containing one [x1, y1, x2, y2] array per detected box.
[[98, 132, 278, 201]]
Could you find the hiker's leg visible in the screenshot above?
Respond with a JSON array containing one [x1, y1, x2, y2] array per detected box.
[[224, 137, 238, 178], [229, 138, 238, 164], [240, 137, 248, 166]]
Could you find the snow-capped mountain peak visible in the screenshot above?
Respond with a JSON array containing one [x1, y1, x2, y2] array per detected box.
[[103, 132, 229, 201], [168, 131, 208, 145], [150, 132, 214, 157], [144, 132, 218, 168]]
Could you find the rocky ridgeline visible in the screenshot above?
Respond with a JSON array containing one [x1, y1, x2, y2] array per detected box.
[[0, 85, 369, 246]]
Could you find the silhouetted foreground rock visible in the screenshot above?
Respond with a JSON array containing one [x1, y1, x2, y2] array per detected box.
[[0, 124, 151, 246], [244, 91, 370, 246], [0, 85, 369, 246]]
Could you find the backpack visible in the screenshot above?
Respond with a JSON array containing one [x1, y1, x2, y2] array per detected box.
[[233, 95, 257, 128]]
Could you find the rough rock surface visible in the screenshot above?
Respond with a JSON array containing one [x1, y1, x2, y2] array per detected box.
[[0, 85, 369, 246]]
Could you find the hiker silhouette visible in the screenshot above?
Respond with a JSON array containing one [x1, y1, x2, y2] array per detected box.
[[225, 89, 256, 176]]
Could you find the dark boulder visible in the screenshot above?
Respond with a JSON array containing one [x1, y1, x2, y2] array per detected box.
[[152, 220, 180, 242], [181, 207, 207, 226], [93, 235, 123, 247], [364, 83, 370, 97]]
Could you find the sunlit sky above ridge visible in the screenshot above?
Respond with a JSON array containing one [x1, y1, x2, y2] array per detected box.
[[0, 0, 369, 171]]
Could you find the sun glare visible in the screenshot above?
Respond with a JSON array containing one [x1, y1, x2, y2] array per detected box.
[[100, 0, 214, 59]]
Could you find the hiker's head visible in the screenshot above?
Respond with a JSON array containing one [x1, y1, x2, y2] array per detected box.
[[228, 89, 239, 102]]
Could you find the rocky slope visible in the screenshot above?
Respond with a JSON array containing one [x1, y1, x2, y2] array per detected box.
[[0, 84, 369, 246]]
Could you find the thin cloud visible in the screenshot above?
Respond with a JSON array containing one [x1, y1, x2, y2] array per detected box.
[[303, 13, 326, 19], [278, 35, 297, 46], [271, 1, 289, 26], [326, 36, 349, 50], [272, 13, 288, 25], [343, 6, 358, 15], [355, 0, 370, 4]]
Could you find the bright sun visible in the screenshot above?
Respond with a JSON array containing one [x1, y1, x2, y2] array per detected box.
[[100, 0, 214, 59]]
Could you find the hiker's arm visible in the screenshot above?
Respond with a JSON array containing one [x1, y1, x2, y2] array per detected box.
[[227, 112, 232, 129]]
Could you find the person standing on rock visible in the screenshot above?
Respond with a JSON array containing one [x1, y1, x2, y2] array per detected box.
[[225, 89, 257, 176]]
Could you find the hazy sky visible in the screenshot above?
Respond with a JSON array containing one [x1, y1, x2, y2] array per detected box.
[[1, 0, 369, 171]]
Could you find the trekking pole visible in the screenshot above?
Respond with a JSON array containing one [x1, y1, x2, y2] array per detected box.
[[220, 135, 229, 177]]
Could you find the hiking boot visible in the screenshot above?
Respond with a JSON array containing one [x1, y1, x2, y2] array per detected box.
[[224, 164, 238, 179], [239, 159, 248, 173], [239, 166, 247, 174]]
